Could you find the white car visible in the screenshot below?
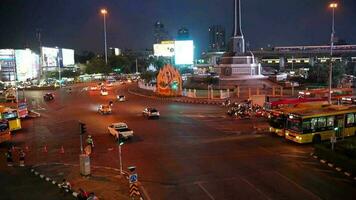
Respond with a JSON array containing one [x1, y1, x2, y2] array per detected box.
[[101, 90, 108, 96], [142, 108, 160, 118], [90, 86, 98, 91], [98, 104, 112, 114], [108, 122, 134, 140], [117, 95, 126, 102]]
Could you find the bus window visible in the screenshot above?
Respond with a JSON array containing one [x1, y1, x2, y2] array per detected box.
[[287, 118, 302, 133], [327, 116, 334, 128], [311, 118, 318, 130], [317, 117, 327, 130], [346, 113, 355, 127], [302, 119, 311, 133]]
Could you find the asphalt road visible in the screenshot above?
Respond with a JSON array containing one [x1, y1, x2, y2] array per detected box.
[[3, 82, 356, 200]]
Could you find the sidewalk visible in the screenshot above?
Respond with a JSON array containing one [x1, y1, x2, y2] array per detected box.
[[32, 162, 131, 200], [0, 165, 75, 200]]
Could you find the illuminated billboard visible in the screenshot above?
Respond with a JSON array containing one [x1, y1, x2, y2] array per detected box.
[[0, 49, 16, 81], [42, 47, 59, 67], [174, 40, 194, 65], [61, 48, 75, 66], [154, 43, 175, 57], [15, 49, 39, 81]]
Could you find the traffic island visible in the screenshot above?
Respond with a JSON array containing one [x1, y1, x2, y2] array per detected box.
[[129, 87, 224, 105], [312, 137, 356, 180], [31, 163, 132, 199]]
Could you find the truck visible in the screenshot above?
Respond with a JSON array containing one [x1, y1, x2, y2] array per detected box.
[[108, 122, 134, 140]]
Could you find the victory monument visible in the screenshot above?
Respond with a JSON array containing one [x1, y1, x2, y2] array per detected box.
[[215, 0, 265, 82]]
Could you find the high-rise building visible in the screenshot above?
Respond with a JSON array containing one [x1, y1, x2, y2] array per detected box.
[[177, 27, 190, 40], [154, 21, 170, 44], [208, 25, 226, 52]]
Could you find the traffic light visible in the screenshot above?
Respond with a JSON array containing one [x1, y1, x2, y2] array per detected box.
[[79, 122, 86, 135]]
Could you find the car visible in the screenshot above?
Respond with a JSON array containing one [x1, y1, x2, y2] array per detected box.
[[142, 107, 160, 118], [108, 122, 134, 140], [117, 95, 126, 102], [106, 82, 113, 87], [101, 89, 108, 96], [98, 104, 112, 114], [43, 93, 54, 101], [90, 86, 98, 91]]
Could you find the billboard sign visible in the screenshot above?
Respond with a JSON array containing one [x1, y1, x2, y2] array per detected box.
[[15, 49, 39, 81], [154, 43, 175, 57], [174, 40, 194, 65], [42, 47, 59, 67], [61, 48, 75, 66]]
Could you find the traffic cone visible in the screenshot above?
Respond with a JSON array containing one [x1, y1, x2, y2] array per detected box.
[[60, 146, 64, 154], [43, 145, 48, 153]]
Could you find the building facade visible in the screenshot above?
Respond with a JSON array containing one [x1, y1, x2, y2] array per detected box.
[[208, 25, 226, 52]]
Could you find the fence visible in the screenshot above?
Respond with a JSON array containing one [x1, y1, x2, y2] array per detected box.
[[138, 81, 156, 92]]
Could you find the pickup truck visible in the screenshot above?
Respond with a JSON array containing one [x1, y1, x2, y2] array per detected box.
[[108, 122, 134, 140]]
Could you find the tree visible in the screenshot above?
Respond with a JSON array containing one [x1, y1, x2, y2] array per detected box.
[[306, 61, 346, 87], [109, 55, 132, 73], [86, 57, 111, 74]]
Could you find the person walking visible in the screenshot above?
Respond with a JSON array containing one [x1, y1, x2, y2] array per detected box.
[[86, 135, 94, 148], [19, 149, 25, 167], [5, 148, 13, 166]]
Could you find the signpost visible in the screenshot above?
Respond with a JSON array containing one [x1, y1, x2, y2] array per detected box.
[[128, 166, 140, 199]]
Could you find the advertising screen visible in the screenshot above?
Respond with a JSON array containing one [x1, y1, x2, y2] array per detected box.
[[174, 40, 194, 65], [61, 48, 75, 66], [0, 49, 16, 81], [154, 43, 175, 57], [42, 47, 59, 67], [15, 49, 39, 81]]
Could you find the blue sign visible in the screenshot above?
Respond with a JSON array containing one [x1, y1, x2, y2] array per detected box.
[[129, 174, 138, 183]]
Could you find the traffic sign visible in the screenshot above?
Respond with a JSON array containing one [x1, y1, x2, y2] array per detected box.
[[129, 173, 138, 183], [129, 182, 140, 197]]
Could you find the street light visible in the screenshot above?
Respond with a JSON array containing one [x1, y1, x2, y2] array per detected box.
[[100, 8, 108, 64], [328, 2, 338, 104]]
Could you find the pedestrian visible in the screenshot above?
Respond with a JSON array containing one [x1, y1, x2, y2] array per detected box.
[[19, 149, 25, 167], [77, 188, 88, 200], [86, 135, 94, 148], [60, 179, 72, 193], [5, 148, 13, 166]]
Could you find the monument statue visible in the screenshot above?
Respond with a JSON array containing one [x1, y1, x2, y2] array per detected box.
[[216, 0, 265, 81]]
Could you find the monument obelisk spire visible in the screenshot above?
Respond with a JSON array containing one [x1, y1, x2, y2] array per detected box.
[[232, 0, 245, 54]]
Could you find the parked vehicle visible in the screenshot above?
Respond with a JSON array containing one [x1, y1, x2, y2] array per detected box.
[[100, 89, 108, 96]]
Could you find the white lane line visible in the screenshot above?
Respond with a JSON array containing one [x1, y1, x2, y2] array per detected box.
[[196, 182, 215, 200], [274, 171, 321, 200], [240, 177, 272, 200]]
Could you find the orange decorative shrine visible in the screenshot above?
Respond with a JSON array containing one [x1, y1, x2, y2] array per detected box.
[[156, 64, 182, 96]]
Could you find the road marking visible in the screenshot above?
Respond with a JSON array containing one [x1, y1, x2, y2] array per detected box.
[[239, 177, 272, 200], [196, 182, 215, 200], [274, 171, 321, 200], [279, 154, 308, 159]]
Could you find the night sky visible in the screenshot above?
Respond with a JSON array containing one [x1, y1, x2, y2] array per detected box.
[[0, 0, 355, 55]]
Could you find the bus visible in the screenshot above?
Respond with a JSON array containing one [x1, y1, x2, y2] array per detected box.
[[264, 97, 325, 111], [298, 88, 352, 100], [285, 105, 356, 143], [0, 106, 21, 131], [268, 101, 328, 136]]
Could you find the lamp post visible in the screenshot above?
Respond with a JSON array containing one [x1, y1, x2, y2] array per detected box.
[[118, 141, 123, 175], [328, 2, 338, 104], [100, 8, 108, 64]]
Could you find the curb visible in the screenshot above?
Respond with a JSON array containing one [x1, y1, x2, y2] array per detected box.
[[30, 167, 78, 198], [31, 163, 145, 200], [310, 153, 355, 181], [128, 89, 223, 106]]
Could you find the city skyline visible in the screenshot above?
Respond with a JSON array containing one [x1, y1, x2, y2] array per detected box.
[[0, 0, 355, 54]]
